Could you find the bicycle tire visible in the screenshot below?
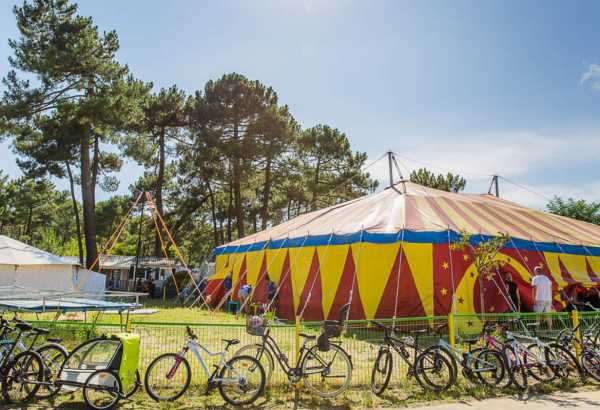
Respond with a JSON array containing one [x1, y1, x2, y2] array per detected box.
[[83, 369, 122, 410], [581, 349, 600, 382], [233, 343, 275, 386], [1, 350, 44, 403], [524, 343, 555, 383], [302, 343, 352, 398], [545, 343, 582, 383], [218, 355, 266, 406], [371, 347, 392, 396], [473, 348, 506, 387], [35, 343, 68, 399], [144, 353, 191, 402], [503, 345, 527, 391], [414, 349, 455, 391]]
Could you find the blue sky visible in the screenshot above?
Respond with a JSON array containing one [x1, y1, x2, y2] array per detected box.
[[1, 0, 600, 208]]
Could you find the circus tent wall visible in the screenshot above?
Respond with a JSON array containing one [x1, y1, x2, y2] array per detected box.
[[206, 232, 600, 320]]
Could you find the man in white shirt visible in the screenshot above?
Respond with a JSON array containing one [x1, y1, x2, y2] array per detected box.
[[531, 266, 553, 327]]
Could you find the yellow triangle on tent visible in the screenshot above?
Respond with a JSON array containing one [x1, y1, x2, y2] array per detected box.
[[212, 254, 230, 280], [403, 242, 434, 318], [317, 244, 350, 319], [544, 252, 568, 288], [266, 248, 287, 284], [244, 250, 265, 286], [548, 253, 590, 285], [351, 242, 400, 319], [288, 246, 316, 313]]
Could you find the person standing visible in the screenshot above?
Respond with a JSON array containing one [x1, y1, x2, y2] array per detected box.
[[504, 272, 521, 312], [222, 274, 232, 310], [531, 266, 553, 327], [238, 284, 252, 314]]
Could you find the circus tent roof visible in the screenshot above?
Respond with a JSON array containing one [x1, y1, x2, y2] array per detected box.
[[216, 181, 600, 252]]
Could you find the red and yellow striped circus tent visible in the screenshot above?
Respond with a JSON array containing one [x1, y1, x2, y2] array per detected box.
[[205, 181, 600, 320]]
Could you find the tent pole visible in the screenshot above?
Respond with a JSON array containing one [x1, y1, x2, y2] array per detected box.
[[392, 228, 405, 326], [387, 151, 394, 187]]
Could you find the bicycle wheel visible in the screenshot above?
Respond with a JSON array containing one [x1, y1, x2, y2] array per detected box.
[[83, 369, 122, 410], [524, 343, 555, 383], [218, 355, 266, 406], [1, 350, 43, 403], [35, 343, 68, 399], [581, 349, 600, 382], [414, 349, 455, 391], [144, 353, 191, 402], [123, 369, 141, 399], [422, 345, 459, 382], [302, 344, 352, 398], [233, 343, 275, 385], [473, 349, 506, 387], [503, 345, 527, 391], [545, 343, 582, 383], [371, 347, 392, 395]]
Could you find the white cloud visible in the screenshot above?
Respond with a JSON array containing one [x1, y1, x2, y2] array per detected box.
[[580, 63, 600, 90], [365, 129, 600, 209]]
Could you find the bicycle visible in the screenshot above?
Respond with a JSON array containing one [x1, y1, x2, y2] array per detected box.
[[420, 323, 508, 387], [144, 325, 266, 406], [0, 316, 68, 399], [496, 319, 580, 390], [555, 303, 600, 381], [370, 320, 454, 394], [557, 301, 600, 350], [0, 320, 45, 403], [233, 304, 353, 398]]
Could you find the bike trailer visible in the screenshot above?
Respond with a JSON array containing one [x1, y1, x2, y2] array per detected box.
[[58, 333, 140, 393]]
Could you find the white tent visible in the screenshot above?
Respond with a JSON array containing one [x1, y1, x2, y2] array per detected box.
[[0, 236, 105, 293]]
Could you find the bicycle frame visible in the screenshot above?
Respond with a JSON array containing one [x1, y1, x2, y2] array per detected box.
[[257, 329, 343, 379], [177, 339, 235, 385]]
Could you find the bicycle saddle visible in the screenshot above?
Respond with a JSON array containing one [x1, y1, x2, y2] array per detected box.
[[222, 338, 239, 346], [32, 327, 50, 335], [526, 322, 540, 328], [15, 322, 32, 332], [409, 328, 428, 334], [299, 333, 316, 340], [47, 338, 63, 344], [462, 337, 479, 346]]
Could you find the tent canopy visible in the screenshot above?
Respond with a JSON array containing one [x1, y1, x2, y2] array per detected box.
[[0, 236, 105, 293], [0, 235, 73, 265], [216, 181, 600, 253], [207, 182, 600, 321]]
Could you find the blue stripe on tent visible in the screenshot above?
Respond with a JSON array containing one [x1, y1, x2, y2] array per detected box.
[[212, 230, 600, 257]]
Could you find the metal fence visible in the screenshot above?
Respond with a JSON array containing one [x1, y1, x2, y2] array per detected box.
[[26, 310, 597, 389]]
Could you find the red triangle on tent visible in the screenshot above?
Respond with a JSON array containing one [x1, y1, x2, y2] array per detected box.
[[251, 253, 269, 304], [275, 251, 295, 320], [231, 257, 248, 301], [297, 251, 324, 321], [328, 247, 365, 320], [375, 246, 426, 318]]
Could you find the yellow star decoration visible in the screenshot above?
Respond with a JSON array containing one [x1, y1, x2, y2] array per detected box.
[[490, 306, 496, 312], [524, 256, 529, 262], [442, 261, 449, 270], [463, 254, 469, 261], [485, 273, 494, 281], [440, 288, 448, 296]]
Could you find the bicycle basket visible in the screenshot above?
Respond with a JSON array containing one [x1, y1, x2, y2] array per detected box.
[[324, 320, 342, 338], [246, 315, 267, 336]]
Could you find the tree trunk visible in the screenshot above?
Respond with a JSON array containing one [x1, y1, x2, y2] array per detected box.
[[91, 134, 99, 205], [66, 161, 84, 265], [226, 177, 233, 242], [154, 128, 166, 257], [232, 123, 244, 238], [207, 182, 219, 247], [81, 133, 98, 269], [25, 206, 33, 239], [261, 155, 272, 230], [311, 157, 321, 210]]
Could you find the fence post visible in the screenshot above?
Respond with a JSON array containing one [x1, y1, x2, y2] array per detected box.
[[127, 318, 132, 333], [571, 309, 582, 359], [295, 316, 301, 363], [448, 313, 456, 350]]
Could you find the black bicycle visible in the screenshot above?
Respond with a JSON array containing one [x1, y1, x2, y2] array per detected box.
[[370, 321, 454, 395], [234, 304, 353, 398]]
